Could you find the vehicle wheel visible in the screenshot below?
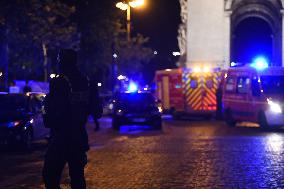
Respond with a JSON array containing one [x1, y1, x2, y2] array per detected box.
[[203, 115, 212, 120], [169, 107, 175, 115], [258, 111, 269, 129], [22, 129, 33, 150], [153, 120, 162, 130], [225, 109, 236, 127], [173, 111, 181, 120]]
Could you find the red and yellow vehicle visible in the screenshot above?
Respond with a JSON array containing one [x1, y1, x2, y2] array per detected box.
[[155, 67, 221, 117], [223, 65, 284, 128]]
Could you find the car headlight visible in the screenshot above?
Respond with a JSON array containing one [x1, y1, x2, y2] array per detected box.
[[7, 121, 21, 128], [268, 100, 282, 114]]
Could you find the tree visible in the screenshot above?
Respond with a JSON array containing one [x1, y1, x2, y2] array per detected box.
[[115, 33, 154, 81], [77, 0, 153, 91], [0, 0, 79, 83]]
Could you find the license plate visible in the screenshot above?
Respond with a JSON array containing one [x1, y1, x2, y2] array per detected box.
[[132, 118, 146, 122]]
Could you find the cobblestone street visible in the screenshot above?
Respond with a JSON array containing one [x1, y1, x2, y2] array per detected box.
[[1, 117, 284, 188]]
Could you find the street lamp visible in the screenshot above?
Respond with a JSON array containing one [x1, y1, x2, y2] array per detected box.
[[116, 0, 145, 41]]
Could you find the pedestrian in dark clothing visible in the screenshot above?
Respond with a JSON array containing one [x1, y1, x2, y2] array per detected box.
[[91, 83, 102, 132], [93, 117, 100, 131], [23, 80, 32, 93], [42, 49, 102, 189], [216, 85, 223, 120]]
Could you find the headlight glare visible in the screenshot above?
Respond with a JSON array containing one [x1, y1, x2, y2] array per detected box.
[[268, 100, 282, 114]]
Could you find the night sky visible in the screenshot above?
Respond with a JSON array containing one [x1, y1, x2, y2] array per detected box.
[[130, 0, 181, 81], [131, 0, 181, 55]]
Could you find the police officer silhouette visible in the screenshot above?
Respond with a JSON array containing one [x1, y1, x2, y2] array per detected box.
[[42, 49, 102, 189]]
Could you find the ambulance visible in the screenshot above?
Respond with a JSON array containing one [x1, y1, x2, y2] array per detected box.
[[155, 67, 221, 118], [223, 64, 284, 128]]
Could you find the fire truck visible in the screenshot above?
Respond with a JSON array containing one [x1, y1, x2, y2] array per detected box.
[[155, 67, 222, 118]]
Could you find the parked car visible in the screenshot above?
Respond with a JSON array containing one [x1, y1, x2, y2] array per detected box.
[[0, 93, 35, 149], [112, 92, 162, 130]]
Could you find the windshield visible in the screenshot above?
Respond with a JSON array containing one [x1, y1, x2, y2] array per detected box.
[[116, 93, 155, 110], [261, 76, 284, 94]]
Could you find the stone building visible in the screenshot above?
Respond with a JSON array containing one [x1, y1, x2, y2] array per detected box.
[[178, 0, 284, 69]]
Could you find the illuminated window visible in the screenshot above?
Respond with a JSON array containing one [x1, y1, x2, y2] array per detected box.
[[237, 77, 250, 94], [252, 76, 261, 97], [225, 77, 235, 92]]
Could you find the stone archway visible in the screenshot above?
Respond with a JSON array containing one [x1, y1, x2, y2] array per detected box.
[[184, 0, 284, 69], [225, 0, 283, 66]]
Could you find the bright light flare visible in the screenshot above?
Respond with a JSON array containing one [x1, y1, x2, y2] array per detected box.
[[0, 72, 2, 77], [193, 67, 201, 73], [224, 73, 228, 79], [128, 82, 138, 92], [129, 0, 144, 8], [266, 134, 284, 153], [267, 99, 282, 114], [230, 62, 237, 67], [113, 53, 118, 58], [116, 2, 128, 10], [50, 74, 56, 79], [251, 56, 269, 70], [172, 52, 181, 56], [97, 83, 102, 87], [203, 67, 210, 73], [117, 75, 127, 80]]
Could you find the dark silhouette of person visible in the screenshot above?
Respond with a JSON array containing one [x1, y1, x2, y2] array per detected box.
[[93, 115, 100, 131], [23, 80, 32, 93], [215, 85, 223, 120], [42, 49, 102, 189], [91, 80, 102, 132]]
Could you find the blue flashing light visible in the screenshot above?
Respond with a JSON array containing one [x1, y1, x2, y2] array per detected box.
[[230, 62, 237, 67], [128, 82, 138, 93], [251, 56, 269, 70]]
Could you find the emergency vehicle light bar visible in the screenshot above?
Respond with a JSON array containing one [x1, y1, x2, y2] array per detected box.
[[192, 67, 212, 73], [251, 56, 269, 70]]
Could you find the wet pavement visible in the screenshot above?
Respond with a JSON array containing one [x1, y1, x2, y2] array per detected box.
[[1, 116, 284, 188]]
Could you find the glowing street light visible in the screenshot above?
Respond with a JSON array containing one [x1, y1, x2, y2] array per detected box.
[[116, 2, 128, 10], [116, 0, 145, 41], [129, 0, 145, 8]]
